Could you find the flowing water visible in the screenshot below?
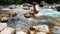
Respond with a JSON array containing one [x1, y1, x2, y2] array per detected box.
[[1, 5, 60, 34]]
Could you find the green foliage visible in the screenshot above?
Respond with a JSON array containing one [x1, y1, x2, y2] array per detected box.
[[15, 0, 23, 4], [1, 0, 60, 5], [0, 0, 8, 4], [56, 7, 60, 11], [8, 0, 14, 4], [0, 0, 24, 5]]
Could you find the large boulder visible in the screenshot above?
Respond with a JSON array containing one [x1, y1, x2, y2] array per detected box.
[[0, 23, 7, 31], [32, 25, 49, 33], [29, 25, 53, 34], [0, 27, 15, 34]]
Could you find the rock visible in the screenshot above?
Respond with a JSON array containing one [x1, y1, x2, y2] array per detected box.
[[30, 30, 35, 34], [53, 20, 60, 25], [9, 5, 16, 9], [1, 27, 15, 34], [48, 6, 52, 8], [30, 6, 34, 10], [23, 6, 30, 10], [0, 14, 8, 17], [34, 13, 44, 18], [1, 8, 10, 10], [16, 31, 27, 34], [53, 29, 60, 34], [29, 10, 35, 14], [41, 1, 48, 6], [0, 23, 7, 31], [23, 3, 32, 10], [9, 12, 17, 17], [36, 32, 46, 34], [29, 27, 47, 34], [54, 26, 60, 30], [0, 17, 8, 22], [24, 13, 31, 18], [35, 4, 40, 11], [51, 5, 56, 8], [29, 10, 36, 17], [29, 27, 36, 34], [43, 6, 48, 8], [33, 25, 49, 33]]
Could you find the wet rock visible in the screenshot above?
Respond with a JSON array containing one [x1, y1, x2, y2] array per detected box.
[[30, 30, 35, 34], [9, 12, 17, 17], [29, 27, 47, 34], [23, 3, 32, 7], [53, 29, 60, 34], [29, 27, 38, 34], [23, 6, 30, 10], [1, 27, 15, 34], [35, 4, 40, 12], [0, 14, 8, 17], [34, 13, 44, 18], [29, 5, 34, 10], [32, 25, 49, 33], [41, 1, 48, 6], [9, 5, 16, 9], [54, 26, 60, 30], [43, 6, 48, 8], [0, 23, 7, 31], [24, 13, 31, 18], [29, 25, 53, 34], [29, 10, 36, 17], [53, 20, 60, 25], [16, 31, 27, 34], [29, 10, 35, 14], [0, 17, 8, 22], [22, 3, 33, 10], [36, 32, 46, 34]]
